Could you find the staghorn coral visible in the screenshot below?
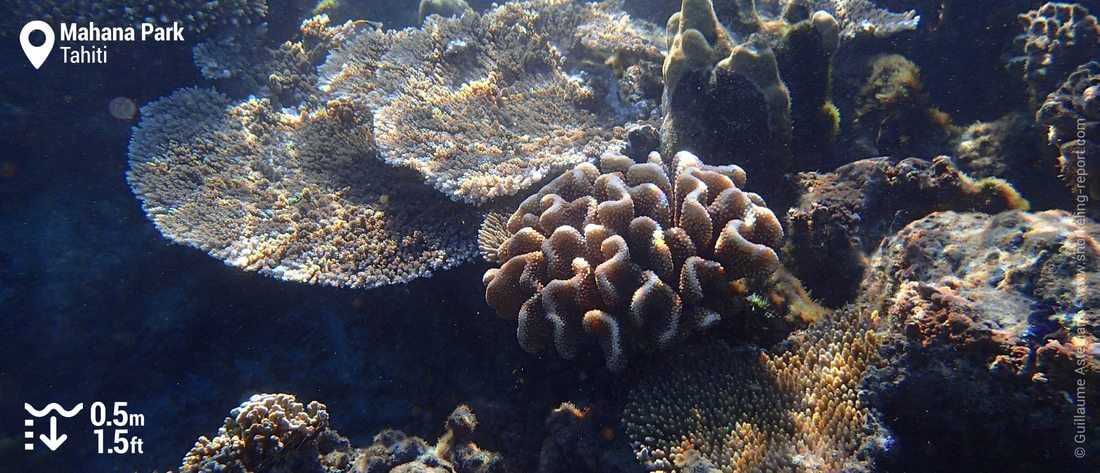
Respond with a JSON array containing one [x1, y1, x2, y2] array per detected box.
[[7, 0, 267, 37], [176, 396, 501, 473], [179, 393, 331, 473], [1037, 61, 1100, 205], [785, 156, 1029, 306], [623, 308, 886, 472], [127, 87, 478, 289], [481, 143, 784, 370], [320, 0, 665, 204], [659, 0, 842, 198], [858, 210, 1100, 470], [1015, 2, 1100, 103]]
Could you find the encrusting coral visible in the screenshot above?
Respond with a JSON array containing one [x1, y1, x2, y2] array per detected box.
[[321, 0, 665, 204], [127, 88, 479, 289], [1015, 2, 1100, 103], [785, 156, 1029, 306], [481, 132, 784, 370], [623, 308, 886, 472], [1037, 60, 1100, 203], [175, 395, 502, 473]]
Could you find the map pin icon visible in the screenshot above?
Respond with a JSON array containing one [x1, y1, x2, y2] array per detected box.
[[20, 21, 55, 70]]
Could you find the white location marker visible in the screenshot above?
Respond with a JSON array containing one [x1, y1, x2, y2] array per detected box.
[[20, 20, 55, 70]]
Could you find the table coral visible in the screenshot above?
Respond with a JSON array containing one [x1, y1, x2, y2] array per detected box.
[[321, 0, 665, 204], [127, 88, 478, 289], [623, 308, 886, 472], [481, 137, 783, 370]]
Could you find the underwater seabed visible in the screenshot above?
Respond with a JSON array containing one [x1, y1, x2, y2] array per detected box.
[[0, 0, 1098, 472]]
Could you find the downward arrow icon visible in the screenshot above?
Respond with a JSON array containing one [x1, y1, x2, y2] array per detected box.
[[39, 417, 67, 451]]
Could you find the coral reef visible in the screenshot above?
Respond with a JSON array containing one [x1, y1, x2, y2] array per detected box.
[[321, 0, 665, 204], [785, 156, 1028, 306], [176, 396, 502, 473], [1037, 61, 1100, 204], [481, 141, 784, 370], [537, 402, 637, 472], [858, 210, 1100, 470], [7, 0, 267, 37], [623, 308, 885, 472], [846, 54, 952, 159], [659, 0, 843, 199], [127, 88, 478, 289], [1016, 2, 1100, 103], [352, 405, 503, 473], [799, 0, 919, 39], [179, 393, 331, 472]]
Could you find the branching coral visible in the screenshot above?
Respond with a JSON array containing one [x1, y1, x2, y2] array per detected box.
[[1037, 61, 1100, 203], [623, 308, 885, 472], [179, 393, 331, 473], [1016, 2, 1100, 102], [127, 87, 478, 289], [481, 140, 783, 370], [320, 0, 665, 204]]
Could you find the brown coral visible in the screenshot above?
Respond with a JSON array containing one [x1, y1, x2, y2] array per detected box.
[[127, 88, 478, 289], [179, 393, 331, 473], [1037, 61, 1100, 204], [321, 0, 665, 204], [1016, 2, 1100, 102], [481, 145, 783, 370], [623, 308, 885, 472]]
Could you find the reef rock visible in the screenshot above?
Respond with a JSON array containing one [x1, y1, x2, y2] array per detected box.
[[481, 139, 783, 370], [785, 156, 1028, 306], [859, 210, 1100, 471], [321, 0, 665, 204], [176, 396, 502, 473], [623, 308, 886, 472], [1037, 60, 1100, 206]]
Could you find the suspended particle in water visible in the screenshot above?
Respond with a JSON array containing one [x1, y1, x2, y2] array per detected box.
[[109, 97, 137, 120]]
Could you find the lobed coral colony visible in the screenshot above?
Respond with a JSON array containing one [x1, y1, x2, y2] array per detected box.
[[480, 135, 784, 370], [131, 0, 1099, 471]]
